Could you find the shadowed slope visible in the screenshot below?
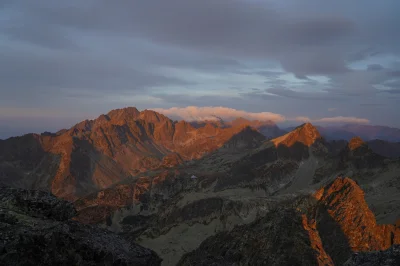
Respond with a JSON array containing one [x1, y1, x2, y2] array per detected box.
[[178, 177, 400, 266], [367, 140, 400, 158]]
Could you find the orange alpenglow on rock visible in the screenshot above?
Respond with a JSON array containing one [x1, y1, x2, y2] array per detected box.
[[272, 122, 321, 147], [348, 136, 366, 151], [314, 177, 400, 252]]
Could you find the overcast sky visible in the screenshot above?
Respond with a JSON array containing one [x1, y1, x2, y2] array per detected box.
[[1, 0, 400, 138]]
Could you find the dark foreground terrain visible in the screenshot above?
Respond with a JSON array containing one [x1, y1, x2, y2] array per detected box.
[[0, 187, 161, 266]]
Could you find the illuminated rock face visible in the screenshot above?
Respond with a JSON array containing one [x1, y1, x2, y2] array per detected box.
[[0, 107, 271, 200], [348, 136, 366, 151], [314, 178, 400, 252], [272, 122, 322, 147]]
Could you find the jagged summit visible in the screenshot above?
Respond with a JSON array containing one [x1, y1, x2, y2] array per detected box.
[[139, 109, 170, 124], [348, 136, 366, 151], [272, 122, 321, 147], [107, 107, 140, 120]]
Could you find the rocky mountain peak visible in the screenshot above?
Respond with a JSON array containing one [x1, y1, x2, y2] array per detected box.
[[107, 107, 140, 121], [230, 117, 251, 126], [314, 177, 400, 253], [300, 122, 320, 132], [348, 136, 366, 151], [272, 122, 321, 147], [139, 109, 170, 124], [222, 126, 266, 150]]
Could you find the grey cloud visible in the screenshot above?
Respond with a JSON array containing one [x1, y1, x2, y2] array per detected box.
[[384, 80, 400, 89], [0, 49, 189, 92], [152, 93, 247, 108], [265, 87, 341, 101], [325, 66, 400, 96], [280, 48, 350, 77], [256, 71, 285, 78], [1, 20, 78, 50], [2, 1, 400, 71], [295, 74, 309, 80], [347, 48, 381, 62], [383, 89, 400, 94], [0, 0, 358, 77], [240, 91, 278, 101], [0, 47, 193, 110], [367, 64, 385, 71], [241, 85, 341, 102], [359, 103, 384, 106]]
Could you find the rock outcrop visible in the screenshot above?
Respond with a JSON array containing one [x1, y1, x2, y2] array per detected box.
[[0, 187, 161, 266], [344, 245, 400, 266], [178, 178, 400, 266], [315, 178, 400, 253], [348, 136, 366, 151]]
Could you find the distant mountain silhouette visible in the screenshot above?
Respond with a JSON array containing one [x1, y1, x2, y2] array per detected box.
[[318, 124, 400, 142]]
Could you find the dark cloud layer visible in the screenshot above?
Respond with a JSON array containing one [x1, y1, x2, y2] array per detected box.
[[0, 0, 400, 137], [2, 0, 357, 76]]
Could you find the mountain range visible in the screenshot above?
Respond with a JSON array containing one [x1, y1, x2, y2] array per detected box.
[[317, 124, 400, 142], [1, 106, 400, 265]]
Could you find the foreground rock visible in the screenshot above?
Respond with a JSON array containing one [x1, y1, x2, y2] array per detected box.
[[0, 187, 161, 266], [178, 197, 325, 266], [344, 245, 400, 266], [178, 178, 400, 266]]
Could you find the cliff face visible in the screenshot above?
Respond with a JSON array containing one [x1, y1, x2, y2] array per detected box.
[[314, 178, 400, 253], [178, 177, 400, 266], [0, 187, 161, 266]]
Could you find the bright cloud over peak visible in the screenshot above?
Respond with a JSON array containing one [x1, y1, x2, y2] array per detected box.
[[315, 116, 370, 124], [153, 106, 286, 123], [153, 106, 370, 125]]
